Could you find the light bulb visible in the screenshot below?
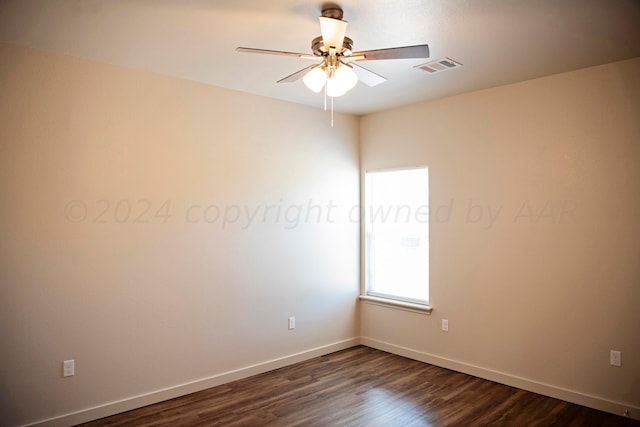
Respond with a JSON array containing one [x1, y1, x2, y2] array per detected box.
[[303, 67, 327, 93]]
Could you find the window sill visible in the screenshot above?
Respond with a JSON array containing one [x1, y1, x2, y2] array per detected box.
[[359, 295, 433, 315]]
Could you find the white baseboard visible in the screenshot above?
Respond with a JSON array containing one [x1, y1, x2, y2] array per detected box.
[[360, 337, 639, 421], [26, 337, 639, 425], [27, 338, 360, 427]]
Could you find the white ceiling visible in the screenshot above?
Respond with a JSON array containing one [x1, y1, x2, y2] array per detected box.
[[1, 0, 639, 115]]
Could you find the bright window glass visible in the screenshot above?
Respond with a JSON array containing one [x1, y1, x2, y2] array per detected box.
[[364, 167, 429, 304]]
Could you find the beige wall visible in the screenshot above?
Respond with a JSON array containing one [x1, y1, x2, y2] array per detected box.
[[0, 43, 360, 426], [1, 40, 638, 425], [360, 58, 640, 413]]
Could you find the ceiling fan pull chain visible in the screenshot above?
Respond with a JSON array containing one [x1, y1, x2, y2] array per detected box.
[[324, 83, 328, 111], [331, 96, 334, 127]]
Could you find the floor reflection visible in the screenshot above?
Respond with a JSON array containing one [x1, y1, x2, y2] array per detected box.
[[356, 386, 434, 426]]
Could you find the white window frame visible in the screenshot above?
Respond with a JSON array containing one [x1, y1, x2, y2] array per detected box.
[[360, 166, 432, 314]]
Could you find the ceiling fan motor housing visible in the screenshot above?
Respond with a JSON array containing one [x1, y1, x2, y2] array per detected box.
[[312, 35, 353, 56], [321, 5, 344, 20]]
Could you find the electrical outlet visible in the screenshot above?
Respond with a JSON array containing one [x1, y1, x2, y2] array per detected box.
[[610, 350, 621, 367], [63, 360, 75, 377], [288, 316, 295, 330], [442, 319, 449, 332]]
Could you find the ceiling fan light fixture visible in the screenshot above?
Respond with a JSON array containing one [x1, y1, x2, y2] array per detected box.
[[326, 64, 358, 97], [334, 63, 358, 91], [319, 16, 347, 51], [326, 76, 346, 97], [303, 66, 327, 93]]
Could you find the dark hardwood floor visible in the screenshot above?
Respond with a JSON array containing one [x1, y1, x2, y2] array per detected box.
[[78, 346, 639, 427]]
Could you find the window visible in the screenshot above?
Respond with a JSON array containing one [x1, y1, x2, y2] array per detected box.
[[363, 167, 430, 310]]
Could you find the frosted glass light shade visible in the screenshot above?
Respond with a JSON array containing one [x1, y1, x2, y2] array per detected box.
[[326, 77, 346, 97], [319, 17, 347, 50], [303, 67, 327, 93], [334, 65, 358, 91], [326, 64, 358, 97]]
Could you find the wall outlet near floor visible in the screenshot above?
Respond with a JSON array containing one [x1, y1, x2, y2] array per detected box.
[[610, 350, 621, 367], [442, 319, 449, 332], [288, 316, 295, 330], [63, 359, 75, 377]]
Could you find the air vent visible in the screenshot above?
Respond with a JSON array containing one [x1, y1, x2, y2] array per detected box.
[[416, 57, 462, 73]]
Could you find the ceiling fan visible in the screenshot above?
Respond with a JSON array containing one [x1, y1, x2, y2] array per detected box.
[[236, 3, 429, 99]]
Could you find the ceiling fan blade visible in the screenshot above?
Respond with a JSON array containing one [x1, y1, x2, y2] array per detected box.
[[319, 16, 347, 51], [352, 44, 430, 61], [236, 47, 317, 60], [277, 64, 317, 83], [350, 63, 387, 87]]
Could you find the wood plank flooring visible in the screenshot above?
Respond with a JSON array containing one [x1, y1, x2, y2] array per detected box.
[[78, 346, 639, 427]]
